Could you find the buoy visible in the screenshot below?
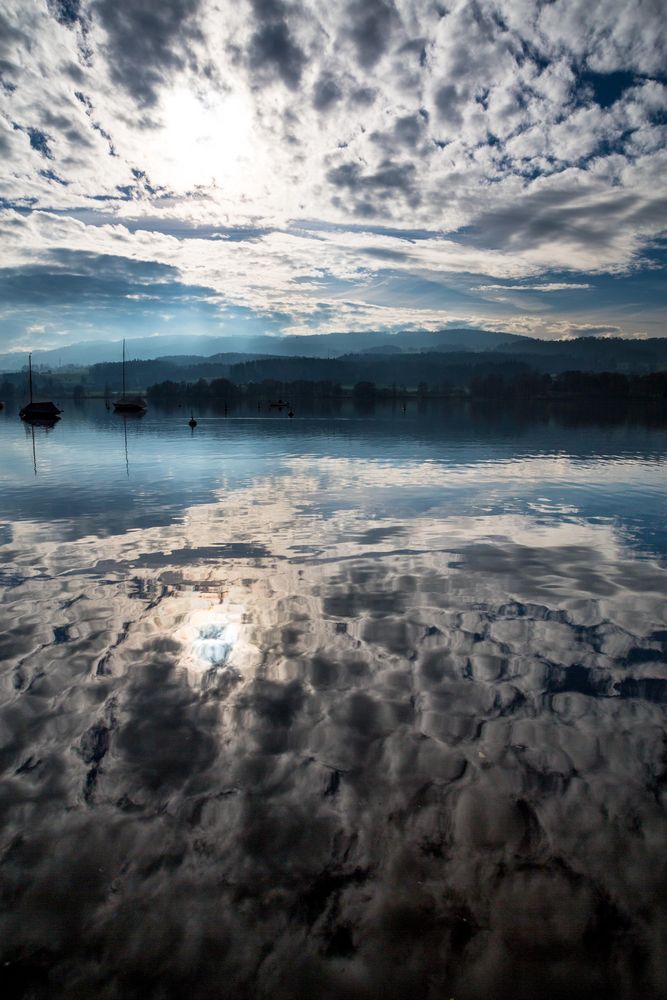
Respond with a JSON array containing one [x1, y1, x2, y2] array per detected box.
[[188, 414, 197, 428], [288, 409, 294, 418]]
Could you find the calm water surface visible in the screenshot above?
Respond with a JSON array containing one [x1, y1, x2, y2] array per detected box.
[[1, 401, 666, 999]]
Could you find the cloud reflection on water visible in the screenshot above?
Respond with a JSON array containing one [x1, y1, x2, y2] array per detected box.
[[0, 440, 666, 999]]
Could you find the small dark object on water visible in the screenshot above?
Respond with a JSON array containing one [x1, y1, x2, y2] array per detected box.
[[114, 395, 146, 414], [19, 354, 62, 422], [20, 401, 62, 421], [113, 341, 147, 414], [189, 414, 197, 429], [288, 410, 294, 418]]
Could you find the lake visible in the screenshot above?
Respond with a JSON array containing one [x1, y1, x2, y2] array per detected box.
[[1, 399, 666, 1000]]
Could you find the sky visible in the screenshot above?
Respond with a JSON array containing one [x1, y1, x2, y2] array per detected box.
[[0, 0, 666, 353]]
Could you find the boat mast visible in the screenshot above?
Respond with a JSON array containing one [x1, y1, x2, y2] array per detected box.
[[122, 339, 126, 398], [28, 353, 33, 404]]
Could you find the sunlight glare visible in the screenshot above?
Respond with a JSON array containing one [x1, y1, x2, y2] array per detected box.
[[170, 588, 258, 688], [157, 87, 253, 191]]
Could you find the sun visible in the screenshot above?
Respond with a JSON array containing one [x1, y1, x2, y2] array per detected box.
[[154, 86, 254, 192]]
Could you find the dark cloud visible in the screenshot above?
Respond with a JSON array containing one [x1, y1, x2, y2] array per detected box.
[[345, 0, 398, 68], [35, 110, 97, 150], [393, 113, 424, 146], [62, 59, 86, 83], [46, 0, 83, 27], [312, 72, 342, 111], [74, 89, 93, 113], [92, 0, 205, 107], [463, 182, 667, 254], [434, 83, 463, 128], [0, 10, 29, 80], [328, 160, 416, 193], [39, 110, 75, 131], [371, 112, 428, 155], [247, 0, 307, 90], [117, 648, 218, 792], [328, 158, 420, 214], [23, 126, 55, 159], [349, 85, 376, 106], [39, 168, 69, 185], [0, 251, 207, 307], [74, 89, 118, 153]]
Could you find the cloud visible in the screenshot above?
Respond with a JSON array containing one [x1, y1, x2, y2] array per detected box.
[[434, 83, 463, 129], [91, 0, 206, 107], [312, 72, 342, 111], [46, 0, 83, 28], [327, 159, 420, 214], [247, 0, 307, 90], [1, 205, 665, 350], [0, 0, 665, 346], [24, 126, 55, 159], [345, 0, 399, 68], [476, 282, 592, 292]]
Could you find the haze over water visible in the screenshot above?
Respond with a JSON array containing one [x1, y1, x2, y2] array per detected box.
[[1, 401, 666, 999]]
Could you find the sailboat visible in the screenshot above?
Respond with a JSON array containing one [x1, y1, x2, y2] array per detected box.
[[19, 354, 62, 422], [113, 339, 147, 414]]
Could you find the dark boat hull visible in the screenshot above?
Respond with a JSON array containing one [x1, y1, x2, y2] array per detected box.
[[20, 401, 62, 420], [113, 397, 147, 414]]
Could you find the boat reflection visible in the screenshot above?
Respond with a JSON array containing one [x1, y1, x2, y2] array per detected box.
[[23, 417, 59, 476]]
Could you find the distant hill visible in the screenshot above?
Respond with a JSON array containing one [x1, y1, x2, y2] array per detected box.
[[156, 352, 275, 366], [226, 352, 532, 387], [0, 327, 522, 370], [484, 337, 667, 375], [433, 328, 519, 350], [4, 333, 667, 396], [360, 344, 403, 354]]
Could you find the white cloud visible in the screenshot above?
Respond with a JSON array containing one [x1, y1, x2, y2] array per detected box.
[[476, 282, 592, 292], [0, 0, 665, 346]]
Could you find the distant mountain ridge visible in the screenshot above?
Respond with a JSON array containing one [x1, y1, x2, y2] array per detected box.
[[3, 332, 667, 391], [0, 327, 520, 370]]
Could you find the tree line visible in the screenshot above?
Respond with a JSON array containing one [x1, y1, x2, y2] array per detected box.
[[3, 367, 667, 406], [144, 369, 667, 405]]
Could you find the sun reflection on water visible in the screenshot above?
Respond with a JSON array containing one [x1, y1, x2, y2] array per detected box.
[[170, 588, 252, 687]]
